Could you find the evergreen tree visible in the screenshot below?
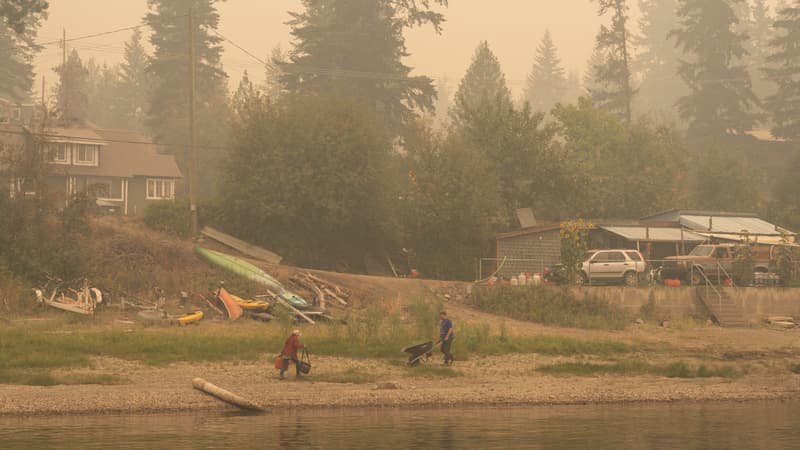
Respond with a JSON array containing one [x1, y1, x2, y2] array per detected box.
[[588, 0, 635, 122], [584, 45, 607, 97], [85, 59, 123, 128], [0, 1, 45, 101], [263, 44, 287, 100], [117, 28, 151, 131], [564, 69, 582, 104], [145, 0, 229, 200], [523, 30, 567, 113], [635, 0, 686, 121], [283, 0, 447, 137], [230, 70, 259, 120], [450, 41, 513, 126], [0, 0, 46, 34], [764, 1, 800, 141], [53, 49, 89, 124], [671, 0, 758, 137]]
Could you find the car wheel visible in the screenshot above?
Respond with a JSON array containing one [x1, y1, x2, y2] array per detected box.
[[624, 271, 638, 286]]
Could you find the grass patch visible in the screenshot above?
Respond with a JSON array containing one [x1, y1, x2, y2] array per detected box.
[[315, 368, 382, 384], [538, 359, 741, 378], [470, 285, 630, 330], [0, 370, 124, 386], [406, 365, 462, 378], [790, 363, 800, 374]]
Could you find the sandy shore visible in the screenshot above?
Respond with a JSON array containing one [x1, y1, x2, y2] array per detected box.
[[2, 352, 800, 417]]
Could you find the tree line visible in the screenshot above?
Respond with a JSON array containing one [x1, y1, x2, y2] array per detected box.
[[2, 0, 800, 279]]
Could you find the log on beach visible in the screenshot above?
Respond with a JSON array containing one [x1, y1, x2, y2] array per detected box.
[[192, 377, 265, 412]]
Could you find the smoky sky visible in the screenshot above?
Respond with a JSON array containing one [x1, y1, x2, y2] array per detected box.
[[32, 0, 775, 99]]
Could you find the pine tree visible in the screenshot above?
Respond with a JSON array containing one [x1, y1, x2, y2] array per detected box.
[[588, 0, 635, 122], [85, 59, 123, 128], [0, 0, 47, 34], [523, 30, 567, 113], [53, 49, 89, 124], [763, 1, 800, 141], [450, 41, 513, 126], [144, 0, 229, 199], [584, 45, 607, 98], [635, 0, 686, 120], [117, 28, 151, 131], [264, 44, 287, 100], [671, 0, 757, 137], [564, 69, 582, 104], [0, 1, 45, 101], [283, 0, 446, 137], [231, 70, 259, 120]]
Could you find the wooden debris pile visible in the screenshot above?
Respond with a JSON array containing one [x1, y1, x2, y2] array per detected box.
[[289, 272, 349, 311]]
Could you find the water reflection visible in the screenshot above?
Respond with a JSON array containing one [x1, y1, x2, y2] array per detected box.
[[0, 401, 798, 449]]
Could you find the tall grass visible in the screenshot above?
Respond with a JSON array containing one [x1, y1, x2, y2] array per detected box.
[[470, 285, 630, 330], [0, 313, 636, 385]]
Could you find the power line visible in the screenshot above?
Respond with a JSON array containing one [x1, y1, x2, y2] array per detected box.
[[0, 128, 228, 151]]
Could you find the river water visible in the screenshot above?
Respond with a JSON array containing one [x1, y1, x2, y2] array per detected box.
[[1, 401, 798, 449]]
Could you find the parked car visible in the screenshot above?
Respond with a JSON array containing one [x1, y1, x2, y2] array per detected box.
[[580, 249, 647, 286], [661, 243, 772, 285]]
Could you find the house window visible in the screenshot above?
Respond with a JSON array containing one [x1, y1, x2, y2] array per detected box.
[[73, 144, 98, 166], [52, 143, 70, 164], [147, 179, 175, 200]]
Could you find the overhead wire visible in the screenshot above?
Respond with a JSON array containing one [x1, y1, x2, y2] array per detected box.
[[0, 128, 229, 152]]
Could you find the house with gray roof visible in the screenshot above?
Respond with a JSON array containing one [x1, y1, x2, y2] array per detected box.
[[2, 124, 182, 215]]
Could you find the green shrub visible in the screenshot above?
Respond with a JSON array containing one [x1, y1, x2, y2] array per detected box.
[[470, 285, 630, 330], [143, 200, 191, 238]]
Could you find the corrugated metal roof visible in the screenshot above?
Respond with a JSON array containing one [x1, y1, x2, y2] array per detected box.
[[600, 226, 707, 242], [680, 215, 784, 236]]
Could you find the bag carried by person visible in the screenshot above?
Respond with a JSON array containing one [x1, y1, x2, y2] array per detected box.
[[274, 355, 284, 370], [298, 348, 312, 374]]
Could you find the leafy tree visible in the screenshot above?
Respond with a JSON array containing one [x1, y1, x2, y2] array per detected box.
[[53, 49, 89, 124], [552, 98, 689, 218], [145, 0, 229, 200], [450, 41, 513, 127], [523, 30, 567, 113], [400, 126, 501, 279], [692, 146, 760, 211], [671, 0, 758, 137], [221, 94, 396, 270], [588, 0, 635, 122], [117, 28, 152, 131], [763, 1, 800, 141], [0, 0, 46, 34], [282, 0, 447, 137], [0, 0, 45, 101], [635, 0, 686, 122]]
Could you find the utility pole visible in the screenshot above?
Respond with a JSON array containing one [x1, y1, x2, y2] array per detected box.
[[61, 29, 66, 120], [188, 5, 198, 236]]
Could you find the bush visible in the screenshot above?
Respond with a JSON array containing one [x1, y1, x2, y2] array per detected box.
[[143, 201, 191, 238], [469, 285, 630, 330]]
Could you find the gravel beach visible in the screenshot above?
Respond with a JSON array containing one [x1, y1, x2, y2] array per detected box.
[[3, 351, 800, 417]]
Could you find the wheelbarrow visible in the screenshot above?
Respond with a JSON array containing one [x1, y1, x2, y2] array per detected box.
[[401, 341, 440, 367]]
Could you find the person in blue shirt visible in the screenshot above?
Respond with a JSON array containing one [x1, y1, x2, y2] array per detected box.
[[439, 311, 454, 365]]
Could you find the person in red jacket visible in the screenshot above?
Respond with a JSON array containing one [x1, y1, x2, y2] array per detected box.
[[279, 329, 304, 380]]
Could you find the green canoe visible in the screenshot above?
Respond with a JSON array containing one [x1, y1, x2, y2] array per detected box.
[[194, 246, 309, 309]]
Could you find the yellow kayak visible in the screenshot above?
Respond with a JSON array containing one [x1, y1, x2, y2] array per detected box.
[[230, 294, 270, 311], [176, 310, 204, 325]]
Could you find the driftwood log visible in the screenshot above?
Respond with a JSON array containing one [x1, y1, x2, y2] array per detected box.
[[192, 377, 264, 412]]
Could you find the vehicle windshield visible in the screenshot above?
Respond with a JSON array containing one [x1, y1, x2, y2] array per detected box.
[[689, 245, 715, 257]]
